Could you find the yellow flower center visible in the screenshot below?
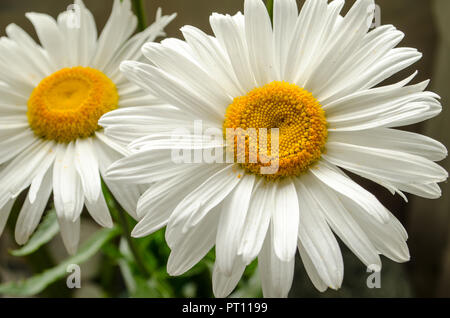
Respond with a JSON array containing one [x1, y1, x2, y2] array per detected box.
[[223, 81, 327, 179], [27, 66, 119, 143]]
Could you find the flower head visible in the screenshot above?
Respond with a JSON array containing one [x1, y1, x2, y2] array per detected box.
[[0, 0, 176, 254], [102, 0, 447, 297]]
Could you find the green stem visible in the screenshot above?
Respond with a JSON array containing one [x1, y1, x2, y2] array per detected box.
[[265, 0, 274, 23], [115, 203, 151, 278], [132, 0, 147, 31]]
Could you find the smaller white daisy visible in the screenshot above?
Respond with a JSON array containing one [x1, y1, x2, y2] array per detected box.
[[0, 0, 176, 254]]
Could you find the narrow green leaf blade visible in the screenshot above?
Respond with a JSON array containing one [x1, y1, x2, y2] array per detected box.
[[10, 210, 59, 257], [0, 226, 121, 296]]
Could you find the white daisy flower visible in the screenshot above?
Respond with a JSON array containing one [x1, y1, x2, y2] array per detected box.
[[101, 0, 448, 297], [0, 0, 176, 254]]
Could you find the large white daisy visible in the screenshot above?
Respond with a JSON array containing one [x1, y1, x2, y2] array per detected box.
[[101, 0, 448, 297], [0, 0, 175, 254]]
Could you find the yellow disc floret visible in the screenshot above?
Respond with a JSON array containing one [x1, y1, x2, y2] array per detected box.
[[27, 66, 119, 143], [223, 81, 327, 179]]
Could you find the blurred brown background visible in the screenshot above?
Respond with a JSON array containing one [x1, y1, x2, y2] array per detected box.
[[0, 0, 449, 297]]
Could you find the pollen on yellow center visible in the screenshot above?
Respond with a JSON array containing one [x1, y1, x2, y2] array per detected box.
[[27, 66, 119, 143], [223, 81, 328, 179]]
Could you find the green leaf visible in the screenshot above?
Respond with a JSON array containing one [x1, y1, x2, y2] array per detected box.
[[10, 210, 59, 257], [0, 226, 121, 296]]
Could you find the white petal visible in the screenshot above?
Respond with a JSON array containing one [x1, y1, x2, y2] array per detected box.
[[297, 239, 327, 292], [271, 178, 299, 262], [244, 0, 276, 85], [212, 257, 246, 298], [106, 148, 202, 184], [91, 0, 137, 71], [5, 23, 53, 76], [95, 138, 141, 219], [167, 206, 220, 276], [238, 179, 275, 264], [328, 128, 447, 162], [132, 164, 220, 237], [273, 0, 298, 79], [53, 143, 84, 222], [310, 160, 390, 223], [285, 0, 331, 84], [180, 25, 244, 97], [120, 61, 224, 123], [166, 164, 242, 243], [303, 172, 381, 269], [0, 199, 15, 237], [209, 12, 256, 92], [84, 191, 113, 228], [142, 42, 232, 107], [104, 9, 176, 80], [325, 81, 441, 131], [0, 129, 36, 165], [342, 197, 410, 262], [302, 0, 373, 93], [216, 174, 255, 275], [25, 12, 65, 70], [323, 142, 448, 187], [258, 231, 295, 298], [58, 216, 80, 255], [74, 138, 101, 203], [295, 178, 343, 290], [0, 140, 55, 201], [15, 168, 52, 245], [312, 25, 404, 101]]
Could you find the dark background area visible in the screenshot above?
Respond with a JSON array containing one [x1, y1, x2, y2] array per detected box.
[[0, 0, 448, 298]]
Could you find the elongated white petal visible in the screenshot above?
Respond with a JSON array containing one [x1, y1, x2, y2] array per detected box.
[[95, 138, 141, 219], [167, 206, 220, 276], [324, 142, 448, 187], [84, 191, 113, 228], [58, 215, 80, 255], [91, 0, 136, 71], [238, 179, 275, 264], [295, 178, 343, 290], [132, 164, 220, 237], [53, 143, 84, 222], [180, 25, 244, 97], [167, 165, 242, 243], [310, 160, 390, 223], [342, 197, 410, 262], [303, 172, 381, 269], [258, 231, 295, 298], [212, 257, 246, 298], [271, 178, 299, 262], [0, 199, 15, 237], [25, 12, 65, 70], [328, 128, 447, 162], [297, 239, 328, 292], [216, 174, 255, 275], [75, 138, 101, 203], [142, 42, 232, 107], [244, 0, 276, 85], [210, 12, 256, 92], [15, 168, 52, 245], [273, 0, 298, 79]]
